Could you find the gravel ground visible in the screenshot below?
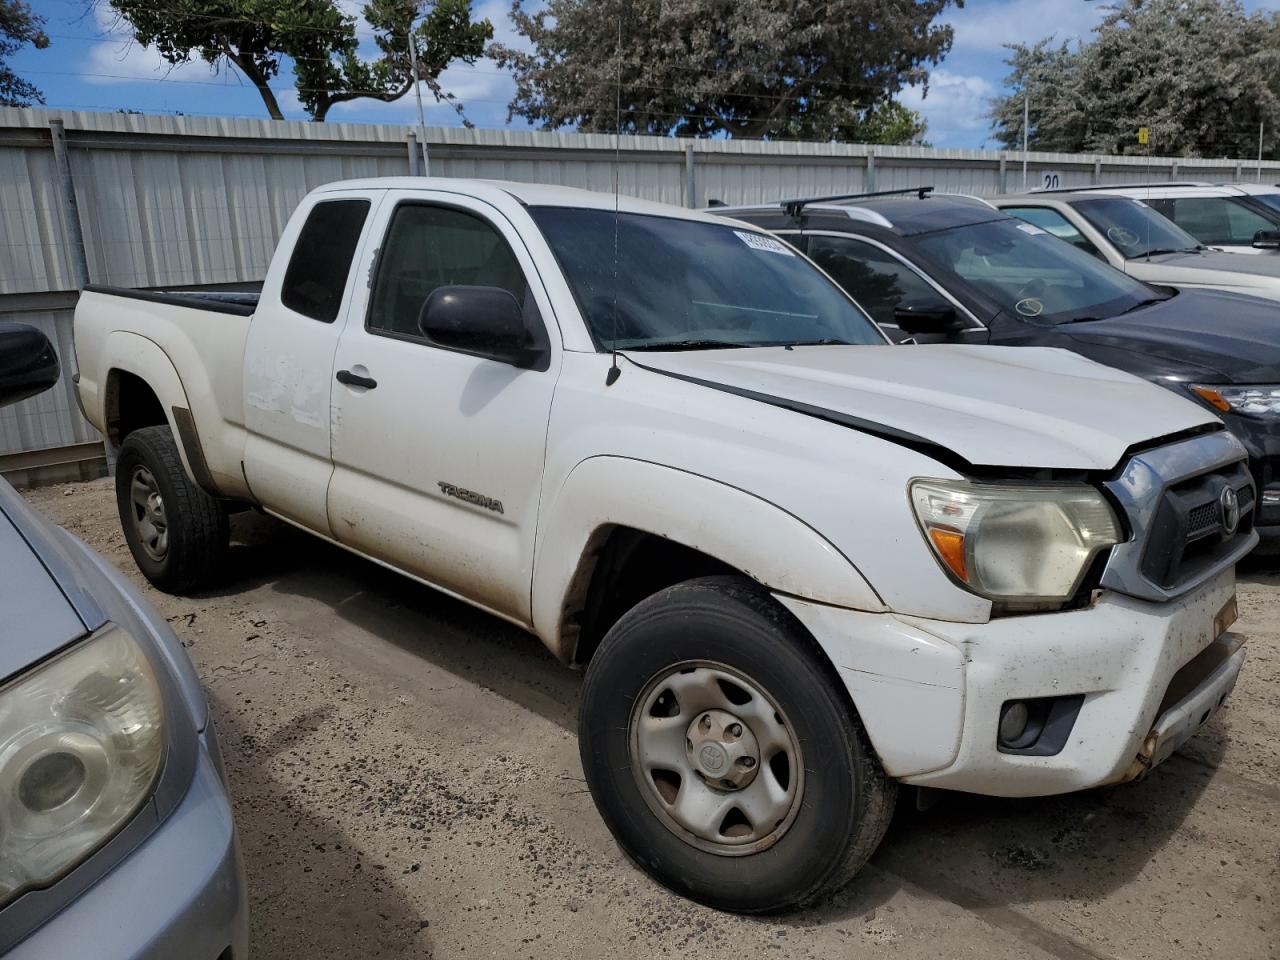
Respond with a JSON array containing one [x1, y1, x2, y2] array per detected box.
[[21, 477, 1280, 960]]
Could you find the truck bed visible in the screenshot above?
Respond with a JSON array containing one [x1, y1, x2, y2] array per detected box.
[[82, 285, 259, 317]]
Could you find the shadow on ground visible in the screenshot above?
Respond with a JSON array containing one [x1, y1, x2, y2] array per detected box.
[[213, 511, 1222, 939]]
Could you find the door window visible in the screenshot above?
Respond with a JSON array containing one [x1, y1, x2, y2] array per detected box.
[[1000, 206, 1103, 259], [1152, 197, 1275, 245], [368, 204, 530, 338], [280, 199, 371, 322], [806, 235, 951, 329]]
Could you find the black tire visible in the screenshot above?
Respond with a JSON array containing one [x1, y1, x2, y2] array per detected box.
[[114, 425, 229, 593], [578, 575, 896, 913]]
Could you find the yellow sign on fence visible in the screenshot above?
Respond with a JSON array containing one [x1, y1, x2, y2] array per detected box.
[[1137, 127, 1150, 145]]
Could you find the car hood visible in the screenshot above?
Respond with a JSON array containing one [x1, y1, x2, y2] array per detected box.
[[0, 487, 87, 683], [1063, 288, 1280, 384], [1129, 248, 1280, 292], [630, 343, 1218, 471]]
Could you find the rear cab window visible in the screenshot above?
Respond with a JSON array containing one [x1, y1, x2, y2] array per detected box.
[[280, 199, 371, 322]]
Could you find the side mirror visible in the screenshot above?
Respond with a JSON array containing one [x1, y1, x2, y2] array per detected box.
[[0, 322, 59, 408], [892, 299, 965, 336], [1253, 229, 1280, 250], [417, 286, 543, 368]]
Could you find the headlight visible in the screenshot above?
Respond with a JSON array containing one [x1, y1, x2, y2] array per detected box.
[[909, 479, 1121, 607], [0, 625, 164, 907], [1191, 384, 1280, 417]]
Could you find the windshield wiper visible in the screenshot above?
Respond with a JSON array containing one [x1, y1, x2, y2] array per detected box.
[[777, 338, 857, 348], [1118, 296, 1170, 315], [620, 338, 749, 351], [1135, 247, 1199, 259]]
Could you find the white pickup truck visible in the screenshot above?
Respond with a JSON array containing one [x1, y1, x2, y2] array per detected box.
[[73, 178, 1255, 913]]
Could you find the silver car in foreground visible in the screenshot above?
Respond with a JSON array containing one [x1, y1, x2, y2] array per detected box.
[[0, 322, 246, 958]]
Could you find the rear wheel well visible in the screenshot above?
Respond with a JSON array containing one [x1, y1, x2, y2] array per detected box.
[[106, 370, 166, 446], [566, 527, 739, 665]]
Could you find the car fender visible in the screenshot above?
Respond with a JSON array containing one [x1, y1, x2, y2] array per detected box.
[[531, 455, 885, 659]]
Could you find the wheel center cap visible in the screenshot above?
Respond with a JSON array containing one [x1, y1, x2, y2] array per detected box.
[[685, 708, 761, 790]]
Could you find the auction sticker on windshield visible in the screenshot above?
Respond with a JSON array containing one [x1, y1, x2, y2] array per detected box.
[[734, 230, 795, 256]]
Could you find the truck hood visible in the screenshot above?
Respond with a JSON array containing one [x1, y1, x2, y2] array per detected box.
[[1063, 288, 1280, 384], [1128, 248, 1280, 296], [629, 343, 1218, 471]]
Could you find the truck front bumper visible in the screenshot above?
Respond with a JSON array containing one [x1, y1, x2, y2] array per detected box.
[[778, 567, 1243, 797]]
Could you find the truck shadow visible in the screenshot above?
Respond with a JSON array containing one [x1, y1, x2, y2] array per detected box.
[[213, 511, 1229, 931], [211, 697, 434, 958]]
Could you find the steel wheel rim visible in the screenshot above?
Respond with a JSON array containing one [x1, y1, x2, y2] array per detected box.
[[628, 659, 804, 856], [129, 466, 168, 562]]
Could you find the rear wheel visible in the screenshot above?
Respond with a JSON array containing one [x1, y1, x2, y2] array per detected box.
[[578, 576, 896, 913], [115, 425, 228, 593]]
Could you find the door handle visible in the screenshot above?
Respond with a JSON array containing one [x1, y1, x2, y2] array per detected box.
[[336, 369, 377, 390]]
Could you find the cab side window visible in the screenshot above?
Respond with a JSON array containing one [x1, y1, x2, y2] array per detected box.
[[368, 204, 530, 338], [806, 235, 946, 331], [1001, 206, 1104, 260], [280, 199, 370, 322]]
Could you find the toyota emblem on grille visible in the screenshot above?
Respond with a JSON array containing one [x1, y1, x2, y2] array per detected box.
[[1220, 486, 1240, 537]]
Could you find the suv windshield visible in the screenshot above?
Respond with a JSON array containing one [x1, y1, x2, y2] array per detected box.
[[1069, 197, 1201, 258], [1250, 193, 1280, 215], [913, 218, 1164, 324], [529, 207, 885, 350]]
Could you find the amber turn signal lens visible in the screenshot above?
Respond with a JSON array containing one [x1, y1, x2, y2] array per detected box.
[[1191, 386, 1231, 412], [928, 527, 968, 582]]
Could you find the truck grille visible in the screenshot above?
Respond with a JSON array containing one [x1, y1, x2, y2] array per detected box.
[[1100, 430, 1258, 603], [1139, 461, 1254, 591]]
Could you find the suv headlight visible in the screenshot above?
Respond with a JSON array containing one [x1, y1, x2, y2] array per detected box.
[[0, 624, 165, 907], [1191, 384, 1280, 417], [910, 479, 1121, 607]]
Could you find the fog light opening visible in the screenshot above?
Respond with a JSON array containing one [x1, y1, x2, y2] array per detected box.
[[998, 701, 1031, 746]]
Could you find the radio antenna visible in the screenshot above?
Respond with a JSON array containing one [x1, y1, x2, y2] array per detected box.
[[606, 10, 622, 386]]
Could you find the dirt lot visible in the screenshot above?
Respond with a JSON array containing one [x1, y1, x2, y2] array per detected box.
[[21, 477, 1280, 960]]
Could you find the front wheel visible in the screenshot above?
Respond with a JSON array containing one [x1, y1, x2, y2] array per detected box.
[[578, 576, 896, 913], [114, 425, 229, 593]]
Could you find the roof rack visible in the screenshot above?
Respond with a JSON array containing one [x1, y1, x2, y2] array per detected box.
[[1030, 181, 1208, 194], [781, 186, 934, 217]]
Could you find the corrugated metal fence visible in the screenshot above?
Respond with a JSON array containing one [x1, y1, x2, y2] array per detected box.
[[4, 105, 1280, 479]]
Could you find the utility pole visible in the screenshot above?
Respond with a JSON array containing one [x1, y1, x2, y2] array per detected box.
[[1022, 94, 1030, 191], [1259, 121, 1265, 183], [407, 31, 430, 175]]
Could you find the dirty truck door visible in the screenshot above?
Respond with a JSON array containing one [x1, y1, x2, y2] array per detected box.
[[243, 195, 379, 537], [327, 193, 559, 625]]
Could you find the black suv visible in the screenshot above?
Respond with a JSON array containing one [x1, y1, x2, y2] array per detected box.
[[727, 189, 1280, 547]]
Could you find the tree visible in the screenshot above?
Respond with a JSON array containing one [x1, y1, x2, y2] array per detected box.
[[1, 0, 49, 106], [989, 0, 1280, 158], [295, 0, 491, 122], [106, 0, 491, 123], [491, 0, 961, 142]]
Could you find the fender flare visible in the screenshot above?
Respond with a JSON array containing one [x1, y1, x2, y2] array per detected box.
[[101, 331, 205, 489], [531, 456, 885, 658]]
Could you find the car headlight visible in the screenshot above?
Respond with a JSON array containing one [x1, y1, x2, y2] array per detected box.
[[1191, 384, 1280, 417], [0, 624, 164, 907], [910, 479, 1121, 608]]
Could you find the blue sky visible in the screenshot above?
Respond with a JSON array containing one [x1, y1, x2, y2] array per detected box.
[[11, 0, 1280, 147]]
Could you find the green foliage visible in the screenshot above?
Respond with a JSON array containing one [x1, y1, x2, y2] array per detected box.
[[0, 0, 49, 106], [107, 0, 491, 122], [990, 0, 1280, 157], [492, 0, 959, 142]]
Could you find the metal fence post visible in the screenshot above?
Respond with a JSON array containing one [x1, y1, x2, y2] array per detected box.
[[48, 118, 89, 289], [866, 150, 877, 192], [685, 143, 696, 208], [407, 131, 422, 176], [1170, 159, 1179, 179], [1092, 159, 1102, 184], [998, 154, 1007, 193]]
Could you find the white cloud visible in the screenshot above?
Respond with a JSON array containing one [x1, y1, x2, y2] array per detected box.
[[83, 3, 224, 86], [900, 69, 996, 145], [942, 0, 1105, 55]]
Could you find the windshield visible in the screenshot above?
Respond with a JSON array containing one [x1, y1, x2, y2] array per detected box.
[[913, 218, 1164, 324], [1068, 197, 1201, 258], [529, 207, 885, 350]]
